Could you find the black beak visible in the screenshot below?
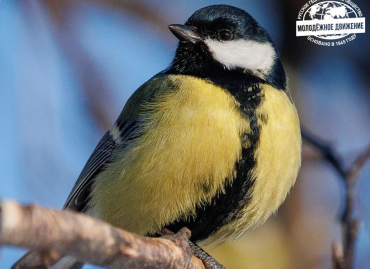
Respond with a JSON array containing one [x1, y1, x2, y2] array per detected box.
[[168, 24, 202, 43]]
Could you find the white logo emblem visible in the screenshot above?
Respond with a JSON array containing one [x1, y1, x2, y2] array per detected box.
[[296, 0, 365, 46]]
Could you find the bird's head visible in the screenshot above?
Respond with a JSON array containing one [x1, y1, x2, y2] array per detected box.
[[168, 5, 286, 90]]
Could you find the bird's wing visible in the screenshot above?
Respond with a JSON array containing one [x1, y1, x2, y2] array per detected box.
[[63, 120, 139, 211]]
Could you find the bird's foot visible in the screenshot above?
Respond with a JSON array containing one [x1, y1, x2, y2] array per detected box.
[[158, 228, 226, 269], [188, 242, 226, 269]]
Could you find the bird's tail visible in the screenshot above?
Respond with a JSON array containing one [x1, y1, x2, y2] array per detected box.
[[11, 251, 83, 269]]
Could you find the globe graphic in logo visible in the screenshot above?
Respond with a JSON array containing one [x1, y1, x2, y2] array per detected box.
[[303, 1, 358, 39]]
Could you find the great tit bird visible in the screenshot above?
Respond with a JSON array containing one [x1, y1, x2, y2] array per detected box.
[[13, 4, 301, 269]]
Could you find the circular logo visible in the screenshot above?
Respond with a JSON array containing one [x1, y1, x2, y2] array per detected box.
[[296, 0, 365, 46]]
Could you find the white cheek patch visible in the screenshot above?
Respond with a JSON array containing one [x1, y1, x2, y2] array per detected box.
[[205, 39, 276, 77]]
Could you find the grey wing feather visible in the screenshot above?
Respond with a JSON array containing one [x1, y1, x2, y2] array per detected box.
[[63, 131, 115, 211], [63, 120, 138, 211]]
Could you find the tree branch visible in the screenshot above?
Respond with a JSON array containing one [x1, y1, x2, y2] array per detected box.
[[302, 130, 370, 269], [0, 201, 205, 269]]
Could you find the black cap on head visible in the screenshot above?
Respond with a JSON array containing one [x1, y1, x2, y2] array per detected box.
[[185, 5, 272, 43], [166, 5, 286, 91]]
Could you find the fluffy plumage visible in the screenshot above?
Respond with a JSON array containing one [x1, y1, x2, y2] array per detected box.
[[12, 4, 301, 269]]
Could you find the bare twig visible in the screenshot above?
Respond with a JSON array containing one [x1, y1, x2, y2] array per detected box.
[[0, 201, 204, 269], [302, 131, 345, 177], [302, 130, 370, 269], [331, 243, 345, 269], [346, 147, 370, 185]]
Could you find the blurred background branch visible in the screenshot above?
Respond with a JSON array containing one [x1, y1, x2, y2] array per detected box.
[[303, 131, 370, 269]]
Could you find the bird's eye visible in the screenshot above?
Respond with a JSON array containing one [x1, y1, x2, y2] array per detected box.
[[218, 29, 233, 41]]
